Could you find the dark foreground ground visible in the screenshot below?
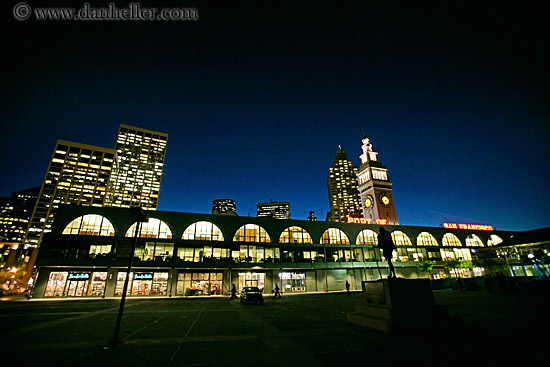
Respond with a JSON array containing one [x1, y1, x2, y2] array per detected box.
[[2, 284, 549, 366]]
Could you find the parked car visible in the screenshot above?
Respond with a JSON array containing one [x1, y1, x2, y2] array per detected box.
[[240, 286, 264, 304]]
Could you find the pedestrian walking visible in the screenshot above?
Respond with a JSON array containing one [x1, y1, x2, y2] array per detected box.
[[273, 283, 281, 298], [230, 284, 237, 299], [345, 280, 350, 294]]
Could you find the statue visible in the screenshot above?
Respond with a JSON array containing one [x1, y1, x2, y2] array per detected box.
[[376, 227, 397, 278]]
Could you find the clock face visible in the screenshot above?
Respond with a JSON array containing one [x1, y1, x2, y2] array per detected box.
[[364, 196, 373, 209], [379, 193, 392, 207]]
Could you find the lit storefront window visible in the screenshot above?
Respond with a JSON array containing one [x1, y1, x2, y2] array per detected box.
[[442, 233, 462, 247], [176, 272, 224, 296], [487, 234, 503, 246], [356, 229, 378, 245], [44, 271, 107, 297], [391, 231, 412, 246], [466, 234, 484, 247], [279, 272, 306, 292], [279, 226, 313, 244], [417, 232, 438, 246], [125, 218, 172, 239], [114, 271, 169, 296], [321, 228, 350, 244], [232, 224, 271, 243], [182, 221, 224, 241], [62, 214, 115, 236]]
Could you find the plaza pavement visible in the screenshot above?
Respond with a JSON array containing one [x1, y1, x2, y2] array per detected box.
[[2, 282, 548, 366]]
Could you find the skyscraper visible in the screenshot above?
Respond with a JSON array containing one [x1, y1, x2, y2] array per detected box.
[[105, 125, 168, 210], [257, 201, 290, 219], [327, 148, 362, 222], [24, 141, 116, 247], [0, 186, 39, 243], [357, 137, 399, 224]]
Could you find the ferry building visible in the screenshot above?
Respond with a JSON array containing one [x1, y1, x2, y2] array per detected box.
[[31, 204, 518, 299]]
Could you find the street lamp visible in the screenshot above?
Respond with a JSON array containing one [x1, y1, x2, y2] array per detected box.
[[111, 207, 148, 345]]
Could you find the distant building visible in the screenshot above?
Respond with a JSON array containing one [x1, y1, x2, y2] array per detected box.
[[327, 148, 362, 222], [212, 199, 237, 216], [24, 141, 116, 247], [257, 201, 290, 219], [105, 125, 168, 210], [307, 211, 317, 221], [0, 187, 40, 242], [357, 137, 399, 225]]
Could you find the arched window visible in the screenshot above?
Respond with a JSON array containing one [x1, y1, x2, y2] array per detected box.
[[279, 226, 313, 244], [125, 218, 172, 239], [233, 224, 271, 243], [356, 229, 378, 245], [391, 230, 412, 246], [417, 232, 438, 246], [465, 234, 483, 247], [321, 228, 350, 244], [182, 221, 224, 241], [442, 233, 462, 247], [62, 214, 115, 236], [487, 234, 503, 246]]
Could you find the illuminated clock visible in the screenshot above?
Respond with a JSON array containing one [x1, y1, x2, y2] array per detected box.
[[364, 196, 374, 209], [379, 193, 392, 207]]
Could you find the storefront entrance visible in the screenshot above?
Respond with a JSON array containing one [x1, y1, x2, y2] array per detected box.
[[238, 272, 265, 291]]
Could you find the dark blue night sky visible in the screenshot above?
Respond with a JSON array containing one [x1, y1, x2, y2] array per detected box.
[[2, 1, 549, 231]]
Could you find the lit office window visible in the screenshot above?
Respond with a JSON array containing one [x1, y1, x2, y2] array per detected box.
[[126, 218, 172, 239], [279, 226, 313, 244], [62, 214, 115, 236], [442, 233, 462, 247], [465, 234, 483, 247], [356, 229, 378, 245], [487, 234, 503, 247], [417, 232, 438, 246], [182, 221, 224, 241], [391, 231, 412, 246], [233, 224, 271, 243], [321, 228, 350, 244]]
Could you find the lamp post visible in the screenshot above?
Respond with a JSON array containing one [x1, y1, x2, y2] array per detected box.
[[111, 207, 148, 345]]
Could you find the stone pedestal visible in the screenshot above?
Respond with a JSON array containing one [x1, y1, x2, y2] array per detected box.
[[347, 278, 462, 334]]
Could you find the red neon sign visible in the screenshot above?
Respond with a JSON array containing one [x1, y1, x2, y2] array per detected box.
[[443, 223, 494, 231], [346, 217, 387, 225]]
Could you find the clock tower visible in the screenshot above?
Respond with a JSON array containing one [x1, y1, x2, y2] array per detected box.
[[357, 137, 399, 225]]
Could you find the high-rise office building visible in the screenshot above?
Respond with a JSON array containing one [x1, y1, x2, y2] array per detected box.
[[24, 141, 116, 247], [212, 199, 238, 216], [105, 125, 168, 210], [0, 187, 40, 242], [357, 137, 399, 224], [327, 148, 362, 222], [257, 201, 290, 219]]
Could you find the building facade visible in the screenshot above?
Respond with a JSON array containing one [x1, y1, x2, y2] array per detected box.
[[327, 149, 362, 222], [212, 199, 237, 216], [105, 125, 168, 210], [31, 205, 519, 299], [23, 141, 116, 247], [0, 186, 40, 243], [357, 137, 399, 225], [257, 201, 290, 219]]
